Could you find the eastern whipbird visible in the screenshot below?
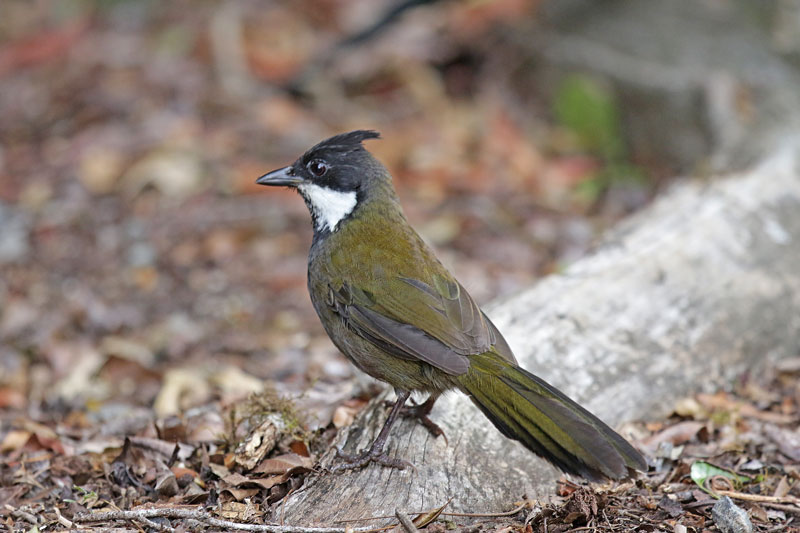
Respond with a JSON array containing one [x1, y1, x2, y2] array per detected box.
[[256, 130, 646, 479]]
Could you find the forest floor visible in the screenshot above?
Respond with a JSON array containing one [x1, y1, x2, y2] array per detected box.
[[2, 361, 798, 532], [1, 1, 797, 531]]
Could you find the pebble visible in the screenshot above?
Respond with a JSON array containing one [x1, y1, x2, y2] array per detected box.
[[712, 496, 753, 533], [0, 202, 31, 264]]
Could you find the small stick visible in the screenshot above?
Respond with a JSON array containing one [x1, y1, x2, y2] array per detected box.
[[140, 516, 175, 532], [11, 508, 39, 525], [394, 510, 419, 533], [75, 508, 376, 533], [762, 502, 800, 514], [441, 502, 530, 518], [335, 501, 530, 523], [52, 507, 74, 529], [716, 490, 800, 506]]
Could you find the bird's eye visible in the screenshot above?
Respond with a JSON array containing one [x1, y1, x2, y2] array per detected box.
[[308, 160, 328, 177]]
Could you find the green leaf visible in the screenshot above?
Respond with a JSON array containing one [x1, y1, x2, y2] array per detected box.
[[553, 74, 624, 160], [690, 461, 750, 494]]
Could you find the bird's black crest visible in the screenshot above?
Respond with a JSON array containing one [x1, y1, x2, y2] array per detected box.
[[305, 130, 381, 158]]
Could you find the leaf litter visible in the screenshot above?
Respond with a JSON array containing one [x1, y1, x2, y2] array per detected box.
[[1, 357, 797, 531], [0, 1, 795, 531]]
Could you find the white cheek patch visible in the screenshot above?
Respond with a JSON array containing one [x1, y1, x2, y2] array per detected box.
[[298, 183, 358, 232]]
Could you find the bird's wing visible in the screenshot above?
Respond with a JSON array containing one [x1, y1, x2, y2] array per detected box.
[[328, 273, 516, 376]]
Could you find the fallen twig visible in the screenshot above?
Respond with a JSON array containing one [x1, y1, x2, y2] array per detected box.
[[75, 507, 377, 532], [394, 510, 419, 533], [10, 508, 39, 526], [716, 490, 800, 506], [140, 515, 175, 532], [334, 501, 529, 523], [53, 506, 74, 529], [440, 501, 530, 518], [129, 436, 195, 460], [762, 502, 800, 515]]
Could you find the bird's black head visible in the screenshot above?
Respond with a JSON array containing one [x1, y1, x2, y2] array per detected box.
[[257, 130, 387, 233]]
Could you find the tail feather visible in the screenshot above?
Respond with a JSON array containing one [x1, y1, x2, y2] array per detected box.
[[457, 352, 646, 480], [466, 378, 607, 480]]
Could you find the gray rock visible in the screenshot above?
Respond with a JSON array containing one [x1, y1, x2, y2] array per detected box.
[[0, 202, 31, 264], [712, 496, 753, 533]]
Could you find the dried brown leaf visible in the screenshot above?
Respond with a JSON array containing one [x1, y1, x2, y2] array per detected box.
[[773, 475, 791, 498], [644, 421, 705, 448], [332, 404, 358, 428], [222, 472, 281, 490], [220, 487, 258, 502], [697, 392, 796, 424], [215, 500, 264, 521], [288, 440, 310, 457], [233, 414, 284, 471], [153, 367, 211, 417], [764, 424, 800, 461], [0, 430, 31, 453], [413, 498, 451, 528], [250, 452, 313, 476]]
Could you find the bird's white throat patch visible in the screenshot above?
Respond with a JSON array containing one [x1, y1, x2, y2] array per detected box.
[[298, 183, 358, 232]]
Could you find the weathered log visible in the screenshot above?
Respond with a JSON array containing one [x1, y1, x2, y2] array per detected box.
[[281, 142, 800, 525]]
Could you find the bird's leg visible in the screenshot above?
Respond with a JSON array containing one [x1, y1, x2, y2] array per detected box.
[[396, 394, 446, 441], [331, 389, 413, 472]]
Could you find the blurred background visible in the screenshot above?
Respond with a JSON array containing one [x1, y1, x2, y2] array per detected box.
[[1, 0, 796, 437]]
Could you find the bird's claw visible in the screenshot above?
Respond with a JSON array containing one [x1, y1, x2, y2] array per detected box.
[[384, 401, 447, 443], [409, 413, 447, 443], [329, 447, 415, 473]]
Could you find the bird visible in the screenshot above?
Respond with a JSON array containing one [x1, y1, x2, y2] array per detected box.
[[256, 130, 647, 480]]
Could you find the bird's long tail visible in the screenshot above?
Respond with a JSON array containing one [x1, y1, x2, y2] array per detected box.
[[455, 352, 646, 480]]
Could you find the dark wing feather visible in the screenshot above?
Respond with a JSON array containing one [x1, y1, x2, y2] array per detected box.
[[484, 312, 517, 365], [389, 275, 493, 355], [329, 273, 500, 376], [348, 304, 470, 375]]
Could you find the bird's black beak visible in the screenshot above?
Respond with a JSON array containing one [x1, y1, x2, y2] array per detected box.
[[256, 166, 305, 187]]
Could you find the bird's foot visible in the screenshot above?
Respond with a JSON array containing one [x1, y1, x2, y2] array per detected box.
[[329, 447, 414, 473], [402, 407, 446, 441], [386, 399, 447, 442]]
